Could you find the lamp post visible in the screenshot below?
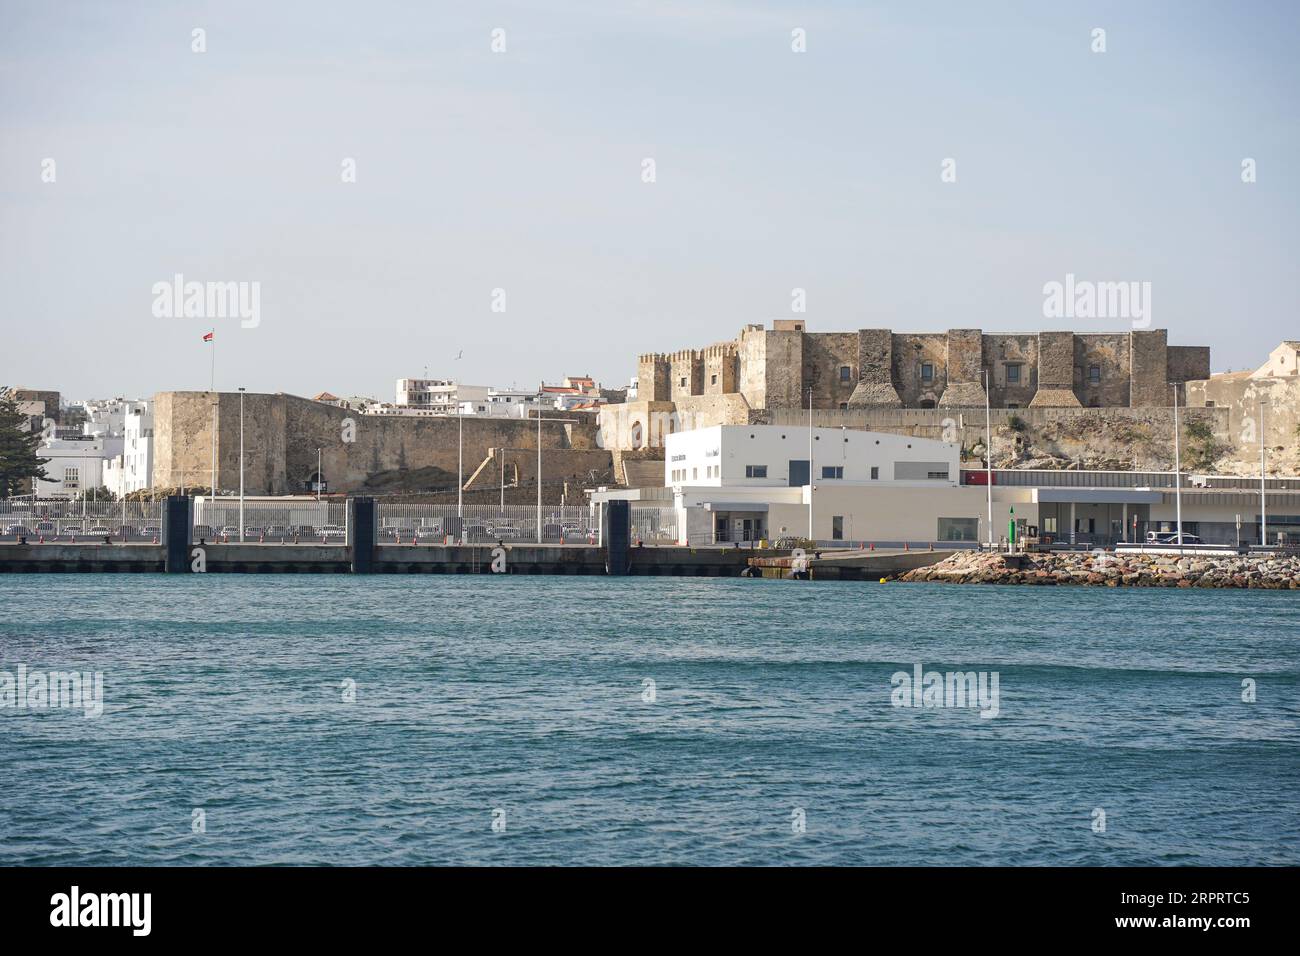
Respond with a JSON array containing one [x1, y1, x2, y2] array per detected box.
[[807, 386, 814, 544], [1172, 384, 1183, 552], [238, 387, 245, 543], [984, 368, 993, 549], [457, 404, 463, 525], [1260, 400, 1268, 547], [316, 447, 322, 502], [535, 412, 581, 544]]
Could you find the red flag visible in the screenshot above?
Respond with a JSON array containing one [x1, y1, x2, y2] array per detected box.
[[203, 332, 214, 342]]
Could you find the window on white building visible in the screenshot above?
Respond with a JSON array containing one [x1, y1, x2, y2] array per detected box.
[[745, 465, 767, 478], [820, 466, 843, 479], [64, 467, 79, 489], [870, 466, 879, 480]]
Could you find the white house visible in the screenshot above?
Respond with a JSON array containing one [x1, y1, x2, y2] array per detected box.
[[1252, 341, 1300, 378], [33, 437, 122, 498], [457, 387, 541, 418], [102, 402, 154, 495], [394, 379, 490, 414]]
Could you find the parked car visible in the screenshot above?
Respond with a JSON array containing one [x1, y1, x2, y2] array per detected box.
[[491, 524, 520, 539], [6, 525, 33, 537], [463, 522, 488, 538], [219, 526, 241, 539], [1154, 530, 1201, 546], [142, 525, 163, 536], [265, 525, 289, 538], [287, 525, 316, 539], [320, 525, 346, 540], [88, 525, 114, 535]]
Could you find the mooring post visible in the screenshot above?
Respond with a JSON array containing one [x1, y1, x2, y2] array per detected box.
[[349, 497, 376, 574], [605, 499, 631, 575], [163, 494, 193, 573]]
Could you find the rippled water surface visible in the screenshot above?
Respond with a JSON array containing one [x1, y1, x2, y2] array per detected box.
[[1, 574, 1297, 865]]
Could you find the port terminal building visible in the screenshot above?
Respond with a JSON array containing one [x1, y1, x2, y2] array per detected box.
[[594, 425, 1300, 548]]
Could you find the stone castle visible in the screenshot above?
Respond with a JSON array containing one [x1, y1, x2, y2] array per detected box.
[[635, 322, 1210, 411]]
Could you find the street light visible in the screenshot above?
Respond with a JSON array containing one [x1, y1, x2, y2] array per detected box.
[[1172, 384, 1183, 552], [238, 387, 245, 543], [535, 410, 582, 544], [807, 386, 814, 543], [457, 403, 463, 526], [1260, 400, 1268, 547]]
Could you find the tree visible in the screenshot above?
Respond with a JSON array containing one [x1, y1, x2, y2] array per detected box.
[[0, 386, 50, 497]]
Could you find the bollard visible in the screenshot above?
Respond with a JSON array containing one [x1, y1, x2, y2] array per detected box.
[[929, 542, 934, 551], [39, 534, 44, 544], [152, 535, 158, 545], [869, 542, 875, 551], [903, 541, 909, 551], [259, 532, 265, 544]]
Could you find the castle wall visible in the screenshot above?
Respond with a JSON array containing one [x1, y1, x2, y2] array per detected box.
[[983, 333, 1038, 407], [802, 332, 859, 408], [1075, 333, 1135, 407], [154, 392, 599, 495], [893, 333, 948, 407]]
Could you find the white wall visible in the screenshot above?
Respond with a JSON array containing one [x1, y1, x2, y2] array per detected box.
[[34, 438, 120, 497], [665, 425, 960, 489]]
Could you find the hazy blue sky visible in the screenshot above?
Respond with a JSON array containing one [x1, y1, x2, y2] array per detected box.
[[2, 0, 1297, 403]]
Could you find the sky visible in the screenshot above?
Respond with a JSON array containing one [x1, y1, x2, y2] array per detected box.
[[1, 0, 1297, 403]]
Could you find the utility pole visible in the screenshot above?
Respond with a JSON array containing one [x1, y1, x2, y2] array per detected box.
[[316, 448, 322, 502]]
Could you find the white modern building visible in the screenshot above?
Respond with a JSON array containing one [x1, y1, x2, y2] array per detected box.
[[102, 402, 154, 495], [458, 387, 542, 418], [648, 424, 1028, 545], [394, 379, 490, 414], [33, 437, 122, 498], [593, 421, 1300, 547]]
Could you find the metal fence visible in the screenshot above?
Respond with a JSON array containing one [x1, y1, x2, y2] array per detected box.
[[193, 499, 348, 542], [970, 469, 1180, 488], [630, 506, 679, 545], [0, 499, 165, 541], [375, 503, 597, 544]]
